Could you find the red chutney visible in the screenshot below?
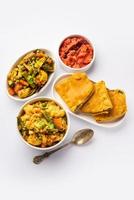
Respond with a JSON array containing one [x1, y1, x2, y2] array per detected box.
[[59, 36, 94, 68]]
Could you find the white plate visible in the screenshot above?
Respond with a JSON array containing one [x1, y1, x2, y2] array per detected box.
[[7, 48, 56, 102], [52, 73, 126, 128]]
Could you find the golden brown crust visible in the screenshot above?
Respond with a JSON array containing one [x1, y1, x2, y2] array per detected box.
[[80, 81, 113, 114], [55, 72, 94, 112], [93, 90, 127, 123]]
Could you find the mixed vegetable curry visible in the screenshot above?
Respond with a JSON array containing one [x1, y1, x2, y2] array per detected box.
[[7, 49, 54, 98], [17, 100, 67, 148]]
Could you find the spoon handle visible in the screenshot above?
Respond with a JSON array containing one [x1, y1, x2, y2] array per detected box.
[[33, 142, 71, 164]]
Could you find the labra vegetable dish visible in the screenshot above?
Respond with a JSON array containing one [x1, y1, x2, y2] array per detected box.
[[17, 99, 68, 148], [7, 49, 54, 99]]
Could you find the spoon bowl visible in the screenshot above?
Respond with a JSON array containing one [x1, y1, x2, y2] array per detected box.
[[72, 129, 94, 145]]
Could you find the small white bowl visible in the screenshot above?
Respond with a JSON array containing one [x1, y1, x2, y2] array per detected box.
[[7, 49, 56, 102], [17, 97, 70, 151], [58, 34, 95, 72]]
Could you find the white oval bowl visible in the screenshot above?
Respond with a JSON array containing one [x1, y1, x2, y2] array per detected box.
[[58, 34, 95, 72], [7, 49, 56, 102], [17, 97, 70, 151], [52, 73, 126, 128]]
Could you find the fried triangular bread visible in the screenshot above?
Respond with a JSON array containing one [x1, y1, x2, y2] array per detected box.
[[80, 81, 113, 114], [93, 90, 127, 123], [55, 72, 94, 112]]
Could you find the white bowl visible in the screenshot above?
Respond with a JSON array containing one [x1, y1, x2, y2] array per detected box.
[[17, 97, 70, 151], [7, 49, 56, 102], [58, 34, 95, 72]]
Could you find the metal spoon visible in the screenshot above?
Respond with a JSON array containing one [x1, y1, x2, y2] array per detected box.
[[33, 128, 94, 164]]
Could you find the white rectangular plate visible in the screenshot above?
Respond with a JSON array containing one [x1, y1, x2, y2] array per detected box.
[[52, 73, 126, 128]]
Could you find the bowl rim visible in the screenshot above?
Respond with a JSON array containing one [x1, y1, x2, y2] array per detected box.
[[58, 34, 95, 71], [17, 96, 70, 151], [6, 48, 56, 102]]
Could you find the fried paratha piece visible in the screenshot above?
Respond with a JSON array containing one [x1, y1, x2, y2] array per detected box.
[[55, 72, 94, 112], [80, 81, 113, 114], [94, 90, 127, 123]]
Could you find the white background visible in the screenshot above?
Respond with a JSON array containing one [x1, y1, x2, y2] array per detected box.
[[0, 0, 134, 199]]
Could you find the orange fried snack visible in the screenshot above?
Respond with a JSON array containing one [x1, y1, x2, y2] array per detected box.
[[80, 81, 113, 115], [55, 72, 94, 112], [93, 90, 127, 123]]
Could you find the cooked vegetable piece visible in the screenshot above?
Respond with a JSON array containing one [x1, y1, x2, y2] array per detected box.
[[14, 83, 23, 94], [26, 75, 35, 88], [42, 63, 54, 72], [53, 118, 63, 129], [8, 87, 15, 96], [34, 57, 46, 68], [19, 80, 29, 86], [27, 134, 42, 146], [34, 118, 47, 129], [23, 52, 35, 62], [8, 80, 14, 87], [17, 88, 31, 98], [35, 70, 48, 85]]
